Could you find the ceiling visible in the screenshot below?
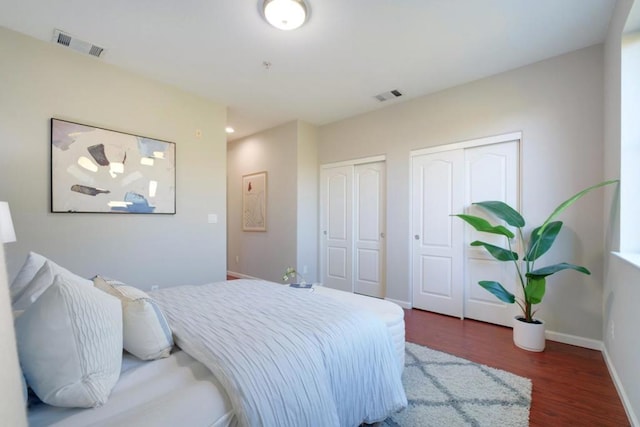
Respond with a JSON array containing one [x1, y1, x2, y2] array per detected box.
[[0, 0, 617, 140]]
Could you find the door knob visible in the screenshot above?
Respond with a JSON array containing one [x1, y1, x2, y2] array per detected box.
[[414, 235, 420, 240]]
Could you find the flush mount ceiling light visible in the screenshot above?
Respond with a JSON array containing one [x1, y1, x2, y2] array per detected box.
[[262, 0, 309, 31]]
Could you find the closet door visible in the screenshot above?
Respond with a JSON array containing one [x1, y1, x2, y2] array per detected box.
[[320, 165, 353, 292], [411, 138, 519, 326], [320, 160, 386, 297], [411, 149, 465, 317], [463, 142, 520, 326], [353, 162, 386, 298]]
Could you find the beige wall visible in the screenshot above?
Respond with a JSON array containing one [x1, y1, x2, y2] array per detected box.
[[228, 121, 293, 281], [227, 120, 318, 283], [296, 122, 319, 281], [319, 45, 607, 341], [0, 27, 228, 289]]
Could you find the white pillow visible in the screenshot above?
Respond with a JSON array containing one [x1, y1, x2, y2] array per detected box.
[[10, 251, 47, 300], [93, 276, 173, 361], [15, 274, 122, 408], [12, 260, 92, 311]]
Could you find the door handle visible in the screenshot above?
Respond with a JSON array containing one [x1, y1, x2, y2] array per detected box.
[[414, 235, 420, 240], [380, 232, 385, 238]]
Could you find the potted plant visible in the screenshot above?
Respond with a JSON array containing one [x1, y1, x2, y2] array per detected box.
[[454, 180, 617, 352]]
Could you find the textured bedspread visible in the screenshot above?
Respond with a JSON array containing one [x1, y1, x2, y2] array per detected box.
[[151, 280, 406, 427]]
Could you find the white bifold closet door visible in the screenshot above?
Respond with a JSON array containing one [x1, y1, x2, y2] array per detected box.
[[321, 161, 386, 298], [411, 138, 519, 327], [411, 149, 465, 317]]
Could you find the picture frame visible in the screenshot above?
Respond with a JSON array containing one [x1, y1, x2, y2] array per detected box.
[[51, 118, 176, 214], [242, 171, 267, 231]]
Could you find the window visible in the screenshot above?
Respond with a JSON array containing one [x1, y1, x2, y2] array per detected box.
[[620, 31, 640, 259]]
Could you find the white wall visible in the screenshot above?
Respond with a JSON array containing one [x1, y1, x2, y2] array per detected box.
[[319, 45, 608, 341], [0, 27, 228, 289], [602, 0, 640, 424]]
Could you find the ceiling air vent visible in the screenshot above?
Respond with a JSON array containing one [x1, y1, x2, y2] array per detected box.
[[52, 29, 106, 58], [374, 89, 402, 102]]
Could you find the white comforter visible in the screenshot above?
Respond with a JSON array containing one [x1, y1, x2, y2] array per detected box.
[[151, 280, 407, 427]]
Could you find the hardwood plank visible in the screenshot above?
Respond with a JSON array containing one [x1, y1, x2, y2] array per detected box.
[[404, 308, 630, 426]]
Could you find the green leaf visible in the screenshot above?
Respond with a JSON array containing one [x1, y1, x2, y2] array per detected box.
[[473, 201, 525, 228], [525, 221, 562, 261], [470, 241, 518, 261], [527, 262, 591, 279], [453, 214, 514, 238], [525, 277, 546, 305], [538, 180, 618, 235], [479, 281, 515, 303]]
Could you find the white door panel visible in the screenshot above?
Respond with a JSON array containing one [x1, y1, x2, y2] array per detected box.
[[321, 166, 352, 292], [354, 162, 385, 297], [356, 249, 379, 282], [328, 173, 349, 240], [420, 255, 452, 297], [463, 141, 519, 326], [411, 150, 464, 317], [327, 247, 348, 278]]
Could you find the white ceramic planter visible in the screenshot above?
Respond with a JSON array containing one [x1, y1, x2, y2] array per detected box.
[[513, 316, 545, 352]]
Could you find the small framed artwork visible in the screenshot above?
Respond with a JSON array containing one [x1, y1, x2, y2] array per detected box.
[[242, 171, 267, 231], [51, 118, 176, 214]]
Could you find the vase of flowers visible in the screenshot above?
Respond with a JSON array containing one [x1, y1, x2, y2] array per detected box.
[[282, 267, 312, 288]]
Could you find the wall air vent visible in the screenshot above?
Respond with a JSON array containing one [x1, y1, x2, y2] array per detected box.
[[56, 32, 71, 47], [374, 89, 403, 102], [52, 29, 106, 58]]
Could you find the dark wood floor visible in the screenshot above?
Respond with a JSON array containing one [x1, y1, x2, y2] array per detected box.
[[404, 308, 630, 426]]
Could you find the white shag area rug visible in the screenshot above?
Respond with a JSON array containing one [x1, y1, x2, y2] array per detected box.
[[383, 342, 532, 427]]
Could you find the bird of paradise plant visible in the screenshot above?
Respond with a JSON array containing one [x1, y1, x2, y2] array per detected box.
[[453, 180, 618, 323]]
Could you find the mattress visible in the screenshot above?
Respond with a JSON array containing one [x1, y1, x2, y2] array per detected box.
[[28, 284, 405, 426]]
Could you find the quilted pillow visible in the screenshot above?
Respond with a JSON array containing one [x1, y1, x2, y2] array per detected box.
[[93, 276, 173, 360], [15, 274, 122, 408]]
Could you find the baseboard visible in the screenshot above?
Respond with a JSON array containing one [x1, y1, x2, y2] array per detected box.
[[385, 298, 411, 309], [226, 271, 259, 280], [386, 306, 602, 350], [602, 346, 639, 426], [544, 330, 603, 351]]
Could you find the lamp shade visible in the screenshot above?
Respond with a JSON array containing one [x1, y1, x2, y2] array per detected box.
[[0, 202, 16, 243], [263, 0, 308, 30]]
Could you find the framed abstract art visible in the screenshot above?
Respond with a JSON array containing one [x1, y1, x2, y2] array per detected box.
[[51, 118, 176, 214]]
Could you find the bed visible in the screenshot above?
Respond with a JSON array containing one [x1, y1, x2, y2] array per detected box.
[[13, 254, 406, 427]]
